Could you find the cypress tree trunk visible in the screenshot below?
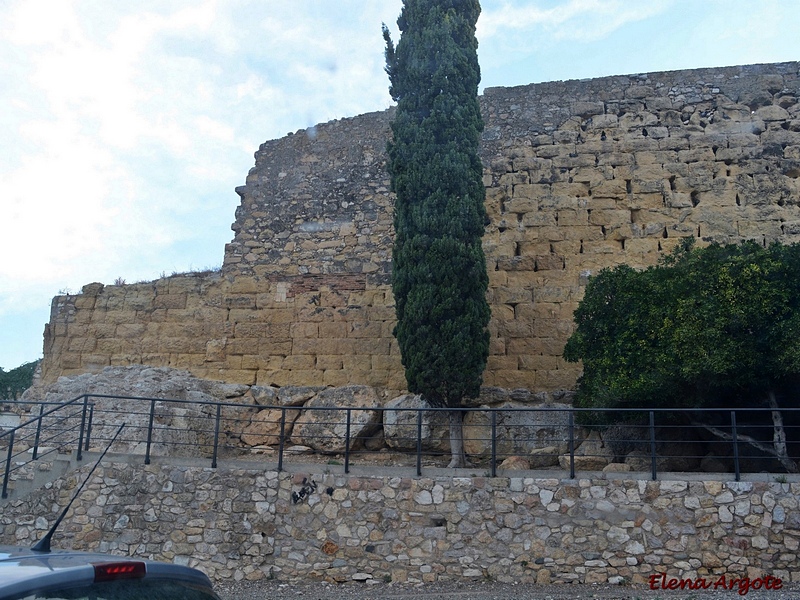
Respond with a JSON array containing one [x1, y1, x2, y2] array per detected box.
[[767, 390, 797, 473], [447, 410, 467, 468], [384, 0, 490, 468]]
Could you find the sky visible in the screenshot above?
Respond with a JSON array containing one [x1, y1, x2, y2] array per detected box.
[[1, 0, 800, 371]]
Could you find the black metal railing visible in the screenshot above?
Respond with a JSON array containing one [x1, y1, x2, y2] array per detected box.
[[2, 394, 799, 499], [1, 396, 91, 498]]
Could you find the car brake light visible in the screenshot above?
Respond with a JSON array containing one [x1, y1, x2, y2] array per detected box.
[[93, 561, 147, 582]]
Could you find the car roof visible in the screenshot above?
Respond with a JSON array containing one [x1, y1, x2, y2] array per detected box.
[[0, 545, 218, 599]]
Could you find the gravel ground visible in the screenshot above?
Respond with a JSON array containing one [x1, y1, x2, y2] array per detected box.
[[215, 579, 800, 600]]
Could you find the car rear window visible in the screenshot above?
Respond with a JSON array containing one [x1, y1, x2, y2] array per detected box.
[[15, 579, 219, 600]]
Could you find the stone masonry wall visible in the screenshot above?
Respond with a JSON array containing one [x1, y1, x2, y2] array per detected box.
[[40, 62, 800, 392], [2, 461, 799, 586]]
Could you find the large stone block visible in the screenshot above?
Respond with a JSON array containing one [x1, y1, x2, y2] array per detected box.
[[536, 368, 579, 390], [242, 407, 301, 446], [559, 431, 613, 471], [486, 369, 536, 390], [383, 394, 450, 452], [291, 386, 382, 453], [463, 402, 579, 457], [153, 293, 187, 310]]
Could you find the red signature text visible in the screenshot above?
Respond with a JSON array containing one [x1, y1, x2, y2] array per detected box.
[[649, 573, 783, 596]]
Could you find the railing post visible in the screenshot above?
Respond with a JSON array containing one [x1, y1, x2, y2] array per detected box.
[[731, 411, 740, 482], [277, 408, 286, 473], [344, 409, 352, 474], [84, 404, 94, 452], [144, 399, 156, 465], [76, 395, 89, 461], [490, 410, 497, 478], [568, 410, 575, 479], [211, 403, 221, 469], [416, 409, 423, 477], [649, 411, 657, 481], [2, 430, 14, 499], [32, 403, 45, 460]]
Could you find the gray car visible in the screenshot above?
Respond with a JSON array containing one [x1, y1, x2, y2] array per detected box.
[[0, 545, 221, 600]]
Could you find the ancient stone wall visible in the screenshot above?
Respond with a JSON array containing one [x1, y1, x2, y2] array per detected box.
[[2, 461, 799, 586], [40, 61, 800, 392]]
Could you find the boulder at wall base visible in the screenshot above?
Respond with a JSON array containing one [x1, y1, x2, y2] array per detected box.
[[248, 385, 278, 406], [240, 385, 325, 447], [463, 402, 581, 457], [22, 365, 258, 457], [624, 451, 667, 472], [624, 446, 705, 473], [528, 446, 561, 468], [603, 462, 632, 473], [278, 386, 327, 406], [241, 407, 302, 446], [383, 394, 451, 452], [655, 439, 705, 471], [499, 455, 531, 470], [291, 385, 382, 453], [559, 430, 613, 471]]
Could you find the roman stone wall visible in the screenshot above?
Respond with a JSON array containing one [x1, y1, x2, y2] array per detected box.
[[41, 273, 406, 391], [40, 61, 800, 392], [2, 460, 799, 586]]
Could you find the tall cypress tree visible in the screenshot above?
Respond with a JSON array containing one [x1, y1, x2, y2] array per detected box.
[[383, 0, 490, 467]]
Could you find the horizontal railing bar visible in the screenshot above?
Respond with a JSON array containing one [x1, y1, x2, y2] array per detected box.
[[0, 396, 85, 439]]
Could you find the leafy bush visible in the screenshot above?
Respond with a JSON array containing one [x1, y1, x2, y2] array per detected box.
[[564, 239, 800, 470]]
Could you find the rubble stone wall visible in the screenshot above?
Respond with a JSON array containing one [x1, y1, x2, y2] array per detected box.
[[40, 61, 800, 392], [2, 461, 799, 586]]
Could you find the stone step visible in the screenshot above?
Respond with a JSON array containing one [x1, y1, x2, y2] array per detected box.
[[0, 453, 80, 505]]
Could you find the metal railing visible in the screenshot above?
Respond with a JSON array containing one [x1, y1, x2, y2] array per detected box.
[[1, 397, 91, 498], [2, 395, 799, 499]]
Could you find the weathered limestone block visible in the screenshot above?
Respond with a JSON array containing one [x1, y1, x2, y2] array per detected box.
[[241, 407, 301, 446], [463, 402, 578, 457], [277, 386, 327, 405], [587, 113, 619, 129], [22, 365, 260, 457], [529, 446, 561, 468], [205, 339, 227, 362], [291, 385, 382, 453], [559, 430, 613, 471], [383, 394, 450, 452], [756, 105, 791, 121], [499, 455, 531, 470]]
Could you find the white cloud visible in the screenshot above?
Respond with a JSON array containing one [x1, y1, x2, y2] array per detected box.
[[235, 74, 279, 102], [479, 0, 673, 42]]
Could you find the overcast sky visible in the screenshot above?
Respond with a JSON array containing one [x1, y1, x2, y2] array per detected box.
[[2, 0, 800, 371]]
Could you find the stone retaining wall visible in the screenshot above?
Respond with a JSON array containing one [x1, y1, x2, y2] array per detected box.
[[39, 61, 800, 391], [2, 460, 798, 586]]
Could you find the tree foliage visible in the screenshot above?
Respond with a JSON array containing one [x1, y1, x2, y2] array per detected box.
[[564, 239, 800, 472], [0, 360, 39, 400], [564, 239, 800, 422], [383, 0, 490, 410]]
